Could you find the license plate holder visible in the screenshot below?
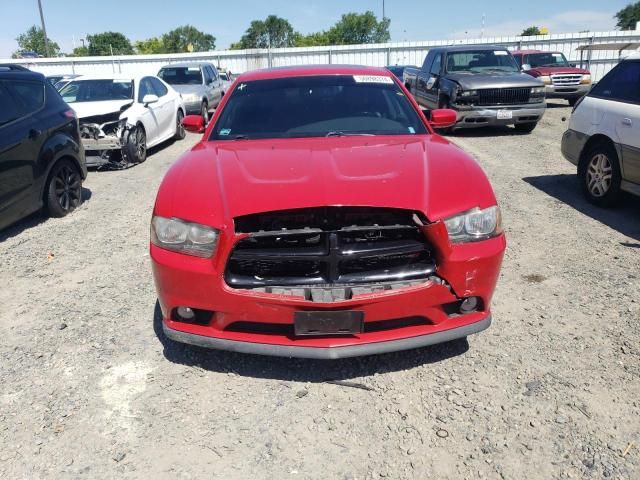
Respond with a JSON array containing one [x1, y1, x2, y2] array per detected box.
[[497, 109, 513, 120], [294, 311, 364, 336]]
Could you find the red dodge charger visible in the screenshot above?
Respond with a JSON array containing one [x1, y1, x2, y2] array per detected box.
[[150, 65, 506, 359]]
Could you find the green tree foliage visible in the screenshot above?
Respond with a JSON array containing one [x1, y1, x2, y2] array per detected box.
[[293, 31, 331, 47], [324, 11, 391, 45], [13, 25, 60, 57], [231, 16, 297, 49], [520, 26, 542, 36], [615, 2, 640, 30], [134, 37, 165, 54], [162, 25, 216, 53], [87, 32, 134, 55], [70, 46, 89, 57]]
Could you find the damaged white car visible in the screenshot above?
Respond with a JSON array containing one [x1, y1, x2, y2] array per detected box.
[[59, 75, 186, 168]]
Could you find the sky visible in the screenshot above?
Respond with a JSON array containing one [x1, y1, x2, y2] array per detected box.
[[0, 0, 632, 58]]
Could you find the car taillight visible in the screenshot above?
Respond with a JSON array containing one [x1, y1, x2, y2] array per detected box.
[[63, 109, 76, 119]]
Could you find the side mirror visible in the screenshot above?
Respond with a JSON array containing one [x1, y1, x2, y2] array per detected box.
[[430, 109, 457, 128], [521, 64, 531, 72], [142, 94, 159, 106], [182, 115, 205, 133]]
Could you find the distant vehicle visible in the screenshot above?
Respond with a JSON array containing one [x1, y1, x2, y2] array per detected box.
[[218, 70, 232, 92], [46, 74, 80, 90], [15, 51, 40, 59], [0, 65, 86, 231], [561, 52, 640, 206], [386, 65, 418, 80], [512, 50, 591, 106], [403, 45, 546, 133], [59, 74, 186, 168], [157, 62, 224, 123]]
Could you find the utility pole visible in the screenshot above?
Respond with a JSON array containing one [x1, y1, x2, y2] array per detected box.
[[37, 0, 49, 57], [382, 0, 386, 19]]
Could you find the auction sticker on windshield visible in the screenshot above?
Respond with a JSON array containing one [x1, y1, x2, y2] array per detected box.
[[353, 75, 394, 84]]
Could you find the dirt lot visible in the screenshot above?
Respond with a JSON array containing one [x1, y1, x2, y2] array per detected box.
[[1, 101, 639, 479]]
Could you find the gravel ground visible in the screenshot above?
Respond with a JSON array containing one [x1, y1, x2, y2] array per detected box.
[[1, 101, 639, 479]]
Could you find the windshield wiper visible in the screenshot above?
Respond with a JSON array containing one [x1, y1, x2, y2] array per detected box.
[[325, 131, 374, 137], [229, 135, 250, 140]]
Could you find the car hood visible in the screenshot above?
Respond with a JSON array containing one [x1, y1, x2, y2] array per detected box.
[[71, 100, 133, 120], [167, 84, 203, 96], [528, 66, 590, 75], [446, 71, 544, 89], [155, 136, 498, 227]]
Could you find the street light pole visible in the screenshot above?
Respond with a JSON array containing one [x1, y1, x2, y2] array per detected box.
[[37, 0, 49, 57], [383, 0, 386, 19]]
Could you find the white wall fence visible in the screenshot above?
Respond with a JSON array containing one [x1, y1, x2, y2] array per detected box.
[[6, 29, 640, 82]]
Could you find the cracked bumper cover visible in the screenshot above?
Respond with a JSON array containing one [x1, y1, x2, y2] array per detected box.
[[453, 103, 546, 128]]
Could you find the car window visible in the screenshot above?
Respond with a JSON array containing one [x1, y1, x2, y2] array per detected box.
[[527, 52, 569, 68], [219, 72, 229, 81], [158, 67, 203, 85], [210, 74, 428, 141], [203, 67, 212, 84], [446, 50, 520, 73], [590, 61, 640, 104], [150, 77, 168, 97], [60, 79, 133, 103], [138, 77, 155, 102], [6, 80, 45, 116], [430, 54, 442, 76], [0, 82, 25, 126], [208, 66, 218, 81]]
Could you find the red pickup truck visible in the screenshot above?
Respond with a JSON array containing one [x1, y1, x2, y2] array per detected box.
[[512, 50, 592, 105]]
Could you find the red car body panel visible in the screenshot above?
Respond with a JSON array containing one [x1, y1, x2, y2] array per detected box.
[[151, 65, 506, 358]]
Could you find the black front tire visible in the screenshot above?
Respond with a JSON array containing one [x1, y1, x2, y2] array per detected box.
[[578, 142, 622, 207], [201, 101, 209, 124], [46, 159, 82, 218], [514, 122, 538, 133], [174, 110, 185, 140], [125, 126, 147, 164]]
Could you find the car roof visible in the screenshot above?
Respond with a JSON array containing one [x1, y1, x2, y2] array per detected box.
[[623, 51, 640, 60], [0, 64, 45, 81], [237, 65, 395, 82], [67, 74, 142, 82], [160, 62, 213, 69], [512, 49, 563, 55], [431, 45, 511, 53]]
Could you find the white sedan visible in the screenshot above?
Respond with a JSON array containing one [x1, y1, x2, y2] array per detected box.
[[59, 74, 186, 167]]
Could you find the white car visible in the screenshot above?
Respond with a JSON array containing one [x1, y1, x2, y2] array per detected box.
[[59, 74, 186, 167], [561, 52, 640, 206]]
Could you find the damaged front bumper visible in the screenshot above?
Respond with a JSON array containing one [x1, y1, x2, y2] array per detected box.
[[79, 118, 133, 167]]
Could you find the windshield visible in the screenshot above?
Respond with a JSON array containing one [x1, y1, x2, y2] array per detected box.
[[210, 75, 428, 141], [527, 52, 570, 68], [158, 67, 203, 85], [446, 50, 519, 73], [219, 73, 229, 81], [59, 79, 133, 103]]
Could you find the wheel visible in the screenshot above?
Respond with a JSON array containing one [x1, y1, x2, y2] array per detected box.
[[46, 159, 82, 218], [174, 110, 185, 140], [514, 122, 538, 133], [124, 125, 147, 164], [579, 142, 622, 207], [201, 101, 209, 124]]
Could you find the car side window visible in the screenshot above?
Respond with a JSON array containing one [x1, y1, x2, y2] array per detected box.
[[150, 77, 168, 97], [591, 61, 640, 104], [430, 54, 442, 76], [202, 67, 212, 85], [5, 80, 45, 118], [209, 66, 218, 81], [0, 82, 24, 126], [138, 77, 153, 102], [422, 51, 434, 72]]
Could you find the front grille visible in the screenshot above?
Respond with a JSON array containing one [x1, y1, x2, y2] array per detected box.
[[551, 74, 582, 86], [226, 207, 435, 290], [478, 87, 531, 106]]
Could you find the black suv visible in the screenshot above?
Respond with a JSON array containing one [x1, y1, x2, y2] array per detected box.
[[0, 65, 86, 231]]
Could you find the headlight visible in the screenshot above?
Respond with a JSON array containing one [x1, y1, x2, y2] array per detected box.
[[459, 90, 478, 97], [580, 74, 591, 84], [539, 75, 551, 85], [151, 216, 219, 258], [531, 86, 545, 94], [444, 206, 502, 243], [184, 93, 200, 103]]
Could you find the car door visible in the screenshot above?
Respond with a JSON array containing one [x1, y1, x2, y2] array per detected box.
[[201, 66, 214, 106], [413, 51, 434, 105], [149, 77, 175, 139], [208, 65, 223, 106], [137, 77, 160, 144], [611, 60, 640, 184], [0, 79, 46, 223], [423, 52, 443, 108]]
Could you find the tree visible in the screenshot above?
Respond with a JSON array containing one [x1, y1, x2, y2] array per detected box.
[[162, 25, 216, 53], [232, 16, 297, 49], [87, 32, 133, 55], [135, 37, 165, 54], [521, 26, 542, 36], [615, 2, 640, 30], [294, 31, 331, 47], [325, 11, 390, 45], [70, 46, 89, 57], [14, 25, 60, 57]]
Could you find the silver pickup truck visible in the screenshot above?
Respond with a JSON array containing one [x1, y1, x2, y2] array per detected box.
[[403, 45, 546, 133]]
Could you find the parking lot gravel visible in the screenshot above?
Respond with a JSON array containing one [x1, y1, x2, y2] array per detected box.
[[1, 101, 639, 479]]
